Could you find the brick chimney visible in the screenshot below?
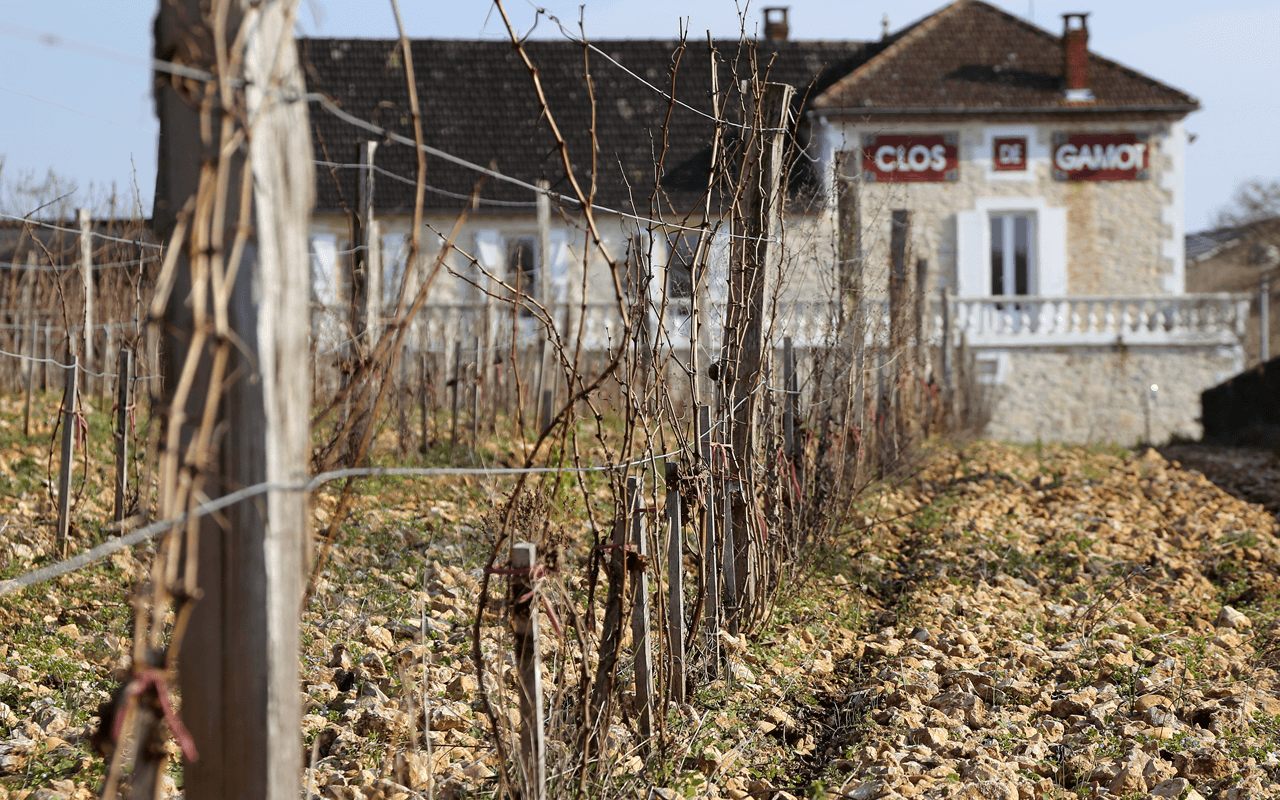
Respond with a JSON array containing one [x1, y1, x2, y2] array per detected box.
[[1061, 13, 1094, 102], [764, 7, 789, 41]]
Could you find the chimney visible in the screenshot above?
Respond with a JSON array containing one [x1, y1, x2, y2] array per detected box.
[[1061, 13, 1093, 102], [764, 7, 789, 41]]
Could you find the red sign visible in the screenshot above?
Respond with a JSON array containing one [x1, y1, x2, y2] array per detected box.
[[862, 134, 958, 182], [1053, 133, 1149, 181], [992, 137, 1027, 172]]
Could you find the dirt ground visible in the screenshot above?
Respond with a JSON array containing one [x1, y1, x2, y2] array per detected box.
[[3, 428, 1280, 799]]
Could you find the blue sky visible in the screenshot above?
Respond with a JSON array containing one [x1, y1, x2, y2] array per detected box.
[[0, 0, 1276, 230]]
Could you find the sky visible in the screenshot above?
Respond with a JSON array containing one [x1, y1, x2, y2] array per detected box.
[[0, 0, 1276, 231]]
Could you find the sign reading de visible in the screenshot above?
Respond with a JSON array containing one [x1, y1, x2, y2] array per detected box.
[[992, 137, 1027, 172], [862, 134, 958, 182], [1052, 133, 1149, 181]]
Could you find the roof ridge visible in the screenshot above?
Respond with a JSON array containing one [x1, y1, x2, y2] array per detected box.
[[813, 0, 973, 104]]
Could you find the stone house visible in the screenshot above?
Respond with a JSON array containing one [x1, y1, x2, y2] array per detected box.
[[300, 0, 1246, 442]]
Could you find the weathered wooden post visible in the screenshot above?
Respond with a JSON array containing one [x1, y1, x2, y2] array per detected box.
[[723, 81, 793, 618], [22, 252, 36, 437], [450, 339, 462, 452], [540, 388, 554, 436], [783, 336, 796, 461], [664, 462, 685, 705], [113, 348, 133, 524], [42, 324, 51, 392], [510, 542, 546, 800], [78, 208, 93, 395], [697, 404, 720, 657], [55, 358, 78, 556], [628, 476, 654, 744], [152, 1, 313, 796], [722, 473, 738, 635], [471, 335, 481, 447]]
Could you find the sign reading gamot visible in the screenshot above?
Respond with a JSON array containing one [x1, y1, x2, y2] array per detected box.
[[1053, 132, 1149, 181]]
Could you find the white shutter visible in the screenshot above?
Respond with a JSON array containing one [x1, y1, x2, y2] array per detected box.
[[1037, 207, 1067, 297], [474, 230, 503, 299], [549, 229, 570, 304], [309, 235, 338, 306], [955, 210, 987, 296]]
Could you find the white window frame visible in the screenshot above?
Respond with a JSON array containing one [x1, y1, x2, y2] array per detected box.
[[956, 197, 1066, 298]]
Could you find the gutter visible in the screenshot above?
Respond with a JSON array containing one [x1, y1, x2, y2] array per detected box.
[[811, 104, 1199, 116]]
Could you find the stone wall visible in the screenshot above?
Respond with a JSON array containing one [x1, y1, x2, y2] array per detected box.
[[975, 342, 1244, 444], [812, 117, 1186, 300]]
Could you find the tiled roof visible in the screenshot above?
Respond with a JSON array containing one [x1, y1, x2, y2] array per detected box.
[[810, 0, 1200, 114], [301, 38, 868, 216]]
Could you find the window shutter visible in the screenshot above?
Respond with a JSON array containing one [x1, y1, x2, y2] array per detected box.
[[1038, 207, 1067, 297], [955, 210, 987, 296], [549, 229, 570, 303]]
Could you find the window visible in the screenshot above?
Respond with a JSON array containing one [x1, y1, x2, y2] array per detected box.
[[956, 199, 1064, 298], [668, 233, 696, 300], [989, 213, 1034, 296], [507, 237, 537, 315]]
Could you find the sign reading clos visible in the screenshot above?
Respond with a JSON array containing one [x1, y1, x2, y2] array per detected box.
[[861, 134, 959, 182]]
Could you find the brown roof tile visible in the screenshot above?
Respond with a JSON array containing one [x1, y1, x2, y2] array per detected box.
[[301, 38, 868, 216], [811, 0, 1199, 115]]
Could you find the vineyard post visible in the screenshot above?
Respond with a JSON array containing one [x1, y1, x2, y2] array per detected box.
[[628, 476, 654, 745], [664, 462, 685, 705], [783, 336, 796, 461], [77, 209, 94, 396], [510, 542, 546, 800], [113, 348, 133, 524], [22, 251, 36, 437], [42, 324, 51, 392], [536, 178, 552, 424], [54, 357, 78, 556], [724, 81, 793, 616], [697, 404, 720, 662], [540, 388, 553, 436], [450, 339, 461, 452], [471, 335, 481, 447], [153, 0, 313, 795], [722, 477, 738, 635]]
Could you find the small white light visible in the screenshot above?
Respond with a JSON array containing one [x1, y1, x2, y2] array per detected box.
[[1150, 384, 1159, 392]]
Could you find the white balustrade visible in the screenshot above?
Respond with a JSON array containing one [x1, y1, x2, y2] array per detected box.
[[943, 294, 1250, 347]]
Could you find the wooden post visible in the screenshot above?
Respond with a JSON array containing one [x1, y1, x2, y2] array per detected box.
[[723, 82, 793, 621], [355, 140, 378, 343], [367, 218, 382, 346], [697, 405, 720, 656], [471, 335, 481, 447], [22, 252, 36, 437], [420, 351, 429, 451], [153, 1, 313, 797], [55, 357, 78, 556], [783, 336, 796, 461], [450, 339, 462, 452], [23, 313, 36, 438], [536, 178, 553, 421], [1262, 274, 1270, 363], [78, 208, 93, 395], [42, 324, 51, 392], [722, 478, 738, 635], [113, 348, 133, 524], [540, 388, 553, 436], [510, 542, 546, 800], [628, 477, 654, 745], [664, 462, 685, 705]]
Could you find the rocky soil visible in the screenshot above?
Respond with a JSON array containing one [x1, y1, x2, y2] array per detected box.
[[2, 435, 1280, 799]]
